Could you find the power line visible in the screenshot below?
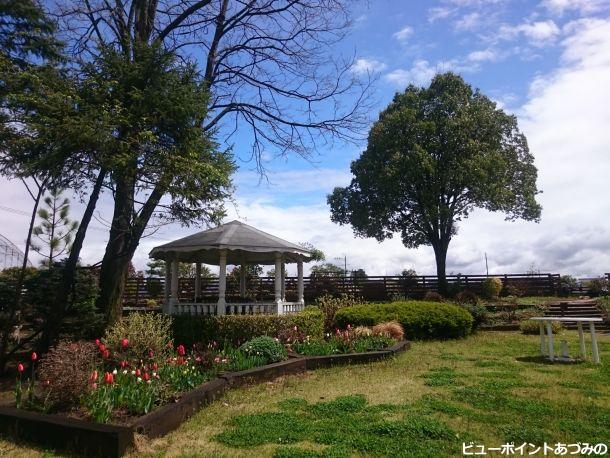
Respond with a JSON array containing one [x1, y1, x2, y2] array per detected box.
[[0, 204, 166, 240]]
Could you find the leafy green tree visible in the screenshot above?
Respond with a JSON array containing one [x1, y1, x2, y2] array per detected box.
[[31, 188, 78, 267], [81, 46, 234, 324], [0, 0, 72, 373], [310, 263, 346, 277], [299, 242, 326, 262], [352, 269, 367, 280], [329, 73, 541, 293]]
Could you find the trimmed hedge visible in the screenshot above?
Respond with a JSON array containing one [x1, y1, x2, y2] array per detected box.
[[334, 301, 473, 340], [172, 308, 324, 348]]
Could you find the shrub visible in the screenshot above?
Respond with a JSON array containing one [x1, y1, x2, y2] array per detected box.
[[458, 303, 488, 330], [335, 301, 473, 340], [23, 263, 103, 339], [454, 290, 479, 306], [240, 336, 287, 363], [558, 275, 577, 297], [352, 326, 373, 337], [586, 277, 609, 297], [520, 319, 562, 335], [104, 312, 173, 362], [37, 340, 99, 409], [480, 277, 503, 299], [371, 321, 404, 340], [423, 291, 444, 302], [314, 294, 365, 332], [172, 309, 324, 348]]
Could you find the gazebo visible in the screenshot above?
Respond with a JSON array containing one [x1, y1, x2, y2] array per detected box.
[[149, 220, 313, 315]]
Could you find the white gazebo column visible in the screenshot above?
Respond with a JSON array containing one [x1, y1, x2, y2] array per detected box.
[[240, 262, 247, 298], [164, 260, 172, 313], [297, 259, 304, 305], [195, 262, 202, 301], [217, 249, 227, 315], [281, 261, 286, 301], [170, 259, 180, 313], [275, 252, 283, 314]]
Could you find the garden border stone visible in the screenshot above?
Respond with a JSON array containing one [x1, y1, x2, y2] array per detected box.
[[0, 339, 410, 457], [0, 405, 133, 458]]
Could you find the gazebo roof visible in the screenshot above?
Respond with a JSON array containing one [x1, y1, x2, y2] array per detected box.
[[149, 220, 313, 265]]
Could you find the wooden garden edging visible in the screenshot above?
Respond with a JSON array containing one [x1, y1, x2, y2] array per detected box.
[[0, 340, 410, 457]]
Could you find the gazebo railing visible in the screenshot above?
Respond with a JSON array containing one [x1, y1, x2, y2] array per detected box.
[[171, 301, 304, 316]]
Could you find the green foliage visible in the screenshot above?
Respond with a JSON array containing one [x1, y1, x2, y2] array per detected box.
[[585, 277, 608, 297], [292, 333, 395, 356], [520, 320, 562, 335], [104, 312, 173, 362], [480, 277, 503, 299], [31, 188, 78, 267], [310, 263, 345, 277], [558, 275, 578, 297], [334, 301, 473, 340], [314, 294, 366, 333], [23, 262, 102, 339], [328, 73, 541, 290], [240, 336, 287, 364], [458, 303, 488, 330], [172, 309, 324, 349]]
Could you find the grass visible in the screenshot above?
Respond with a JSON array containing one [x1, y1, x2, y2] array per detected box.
[[1, 331, 609, 457], [481, 296, 563, 307]]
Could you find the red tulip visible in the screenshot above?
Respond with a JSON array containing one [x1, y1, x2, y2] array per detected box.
[[149, 350, 154, 358], [103, 372, 114, 384], [95, 339, 101, 346], [135, 369, 141, 377], [31, 352, 37, 362], [98, 343, 106, 353], [102, 349, 110, 359], [177, 344, 186, 356], [120, 360, 127, 368], [17, 363, 24, 373], [89, 370, 98, 383], [121, 338, 129, 350], [143, 372, 150, 381], [152, 363, 158, 371]]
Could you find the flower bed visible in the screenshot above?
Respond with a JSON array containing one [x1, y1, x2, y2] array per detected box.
[[0, 313, 410, 456], [0, 339, 410, 457]]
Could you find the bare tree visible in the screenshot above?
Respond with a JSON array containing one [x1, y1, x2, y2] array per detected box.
[[53, 0, 372, 166], [48, 0, 373, 322]]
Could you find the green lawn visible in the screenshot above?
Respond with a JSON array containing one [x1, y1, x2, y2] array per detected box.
[[1, 331, 609, 457]]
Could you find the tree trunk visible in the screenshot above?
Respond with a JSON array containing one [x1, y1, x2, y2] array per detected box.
[[433, 239, 449, 296], [37, 169, 107, 354], [95, 171, 134, 325]]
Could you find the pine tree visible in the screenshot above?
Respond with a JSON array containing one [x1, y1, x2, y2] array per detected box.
[[31, 188, 78, 267]]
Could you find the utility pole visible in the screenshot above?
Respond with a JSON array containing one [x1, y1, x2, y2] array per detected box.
[[334, 255, 348, 277], [485, 252, 489, 277]]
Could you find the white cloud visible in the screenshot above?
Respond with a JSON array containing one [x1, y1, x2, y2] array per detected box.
[[467, 48, 501, 62], [428, 6, 454, 22], [498, 20, 561, 46], [350, 58, 387, 75], [385, 59, 479, 87], [393, 25, 414, 42], [455, 12, 482, 31], [541, 0, 610, 15]]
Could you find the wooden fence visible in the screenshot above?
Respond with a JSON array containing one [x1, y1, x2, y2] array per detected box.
[[122, 273, 561, 308]]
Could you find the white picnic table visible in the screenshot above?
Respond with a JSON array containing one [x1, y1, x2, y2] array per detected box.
[[530, 317, 602, 364]]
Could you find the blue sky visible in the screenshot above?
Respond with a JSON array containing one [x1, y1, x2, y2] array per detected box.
[[2, 0, 610, 277]]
